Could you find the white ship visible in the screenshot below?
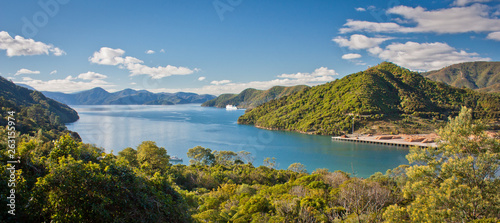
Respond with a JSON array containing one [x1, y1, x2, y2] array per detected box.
[[226, 105, 237, 110]]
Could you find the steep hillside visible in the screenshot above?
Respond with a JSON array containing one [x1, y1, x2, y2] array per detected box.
[[423, 61, 500, 93], [238, 62, 500, 135], [42, 88, 216, 105], [202, 85, 309, 109], [0, 76, 79, 138]]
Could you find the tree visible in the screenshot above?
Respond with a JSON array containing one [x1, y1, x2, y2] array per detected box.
[[288, 162, 307, 174], [136, 141, 170, 171], [263, 157, 277, 169], [214, 150, 238, 166], [237, 150, 254, 164], [384, 107, 500, 222], [187, 146, 215, 166], [339, 178, 391, 222], [118, 147, 138, 167]]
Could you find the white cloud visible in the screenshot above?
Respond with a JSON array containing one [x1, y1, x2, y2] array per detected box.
[[15, 68, 40, 76], [146, 50, 155, 54], [371, 41, 490, 71], [210, 80, 231, 85], [355, 7, 366, 11], [50, 70, 57, 75], [486, 31, 500, 40], [198, 76, 206, 81], [89, 47, 196, 79], [278, 67, 338, 79], [340, 20, 402, 34], [148, 67, 339, 95], [126, 63, 195, 79], [160, 49, 165, 53], [342, 53, 362, 60], [333, 34, 392, 49], [340, 4, 500, 34], [89, 47, 143, 65], [130, 82, 137, 85], [452, 0, 492, 6], [16, 76, 114, 93], [0, 31, 65, 57], [77, 71, 108, 80]]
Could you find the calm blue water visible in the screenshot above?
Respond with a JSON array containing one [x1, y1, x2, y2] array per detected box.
[[66, 104, 409, 178]]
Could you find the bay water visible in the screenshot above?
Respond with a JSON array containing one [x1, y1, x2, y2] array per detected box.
[[66, 104, 409, 178]]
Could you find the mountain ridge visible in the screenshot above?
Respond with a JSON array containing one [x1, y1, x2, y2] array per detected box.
[[423, 61, 500, 93], [41, 87, 216, 105]]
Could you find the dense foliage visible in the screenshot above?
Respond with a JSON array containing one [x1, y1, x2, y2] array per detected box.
[[202, 85, 309, 109], [0, 93, 499, 222], [42, 87, 216, 105], [238, 62, 500, 135], [424, 61, 500, 93]]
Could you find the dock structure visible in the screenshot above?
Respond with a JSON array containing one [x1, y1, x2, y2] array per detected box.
[[332, 136, 437, 148]]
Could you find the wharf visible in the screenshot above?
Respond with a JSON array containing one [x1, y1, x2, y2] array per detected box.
[[332, 135, 437, 148]]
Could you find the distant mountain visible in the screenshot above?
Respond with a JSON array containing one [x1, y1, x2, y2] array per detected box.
[[202, 85, 309, 109], [238, 62, 500, 135], [16, 83, 37, 91], [0, 76, 79, 138], [42, 88, 216, 105], [423, 61, 500, 93]]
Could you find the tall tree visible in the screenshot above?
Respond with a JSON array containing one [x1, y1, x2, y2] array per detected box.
[[187, 146, 215, 166], [384, 107, 500, 222], [136, 141, 170, 172]]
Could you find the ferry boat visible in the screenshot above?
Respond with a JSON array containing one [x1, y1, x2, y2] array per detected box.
[[170, 156, 183, 162], [226, 105, 238, 110]]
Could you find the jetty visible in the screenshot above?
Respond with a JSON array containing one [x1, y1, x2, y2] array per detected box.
[[332, 134, 437, 148]]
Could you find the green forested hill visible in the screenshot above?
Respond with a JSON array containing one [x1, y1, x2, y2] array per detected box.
[[423, 61, 500, 93], [202, 85, 309, 109], [0, 76, 79, 138], [238, 62, 500, 135]]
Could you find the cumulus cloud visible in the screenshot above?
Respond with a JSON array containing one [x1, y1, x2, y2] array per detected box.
[[210, 80, 231, 85], [50, 70, 57, 75], [340, 4, 500, 34], [89, 47, 197, 79], [89, 47, 143, 65], [355, 7, 366, 11], [146, 50, 155, 54], [16, 75, 114, 93], [126, 63, 195, 79], [486, 31, 500, 40], [342, 53, 362, 60], [198, 76, 206, 81], [77, 71, 108, 80], [370, 41, 490, 71], [15, 68, 40, 76], [333, 34, 392, 49], [452, 0, 492, 6], [0, 31, 65, 57], [340, 20, 402, 34]]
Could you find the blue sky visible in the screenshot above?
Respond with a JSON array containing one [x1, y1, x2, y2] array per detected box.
[[0, 0, 499, 95]]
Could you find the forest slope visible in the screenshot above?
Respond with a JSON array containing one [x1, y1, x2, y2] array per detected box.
[[202, 85, 309, 109], [238, 62, 500, 135], [423, 61, 500, 93]]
